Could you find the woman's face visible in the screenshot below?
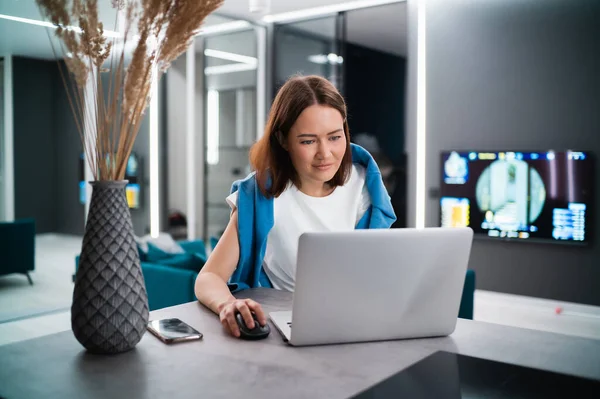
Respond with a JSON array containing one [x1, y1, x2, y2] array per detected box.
[[286, 104, 347, 191]]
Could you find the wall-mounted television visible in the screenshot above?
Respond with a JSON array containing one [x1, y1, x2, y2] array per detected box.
[[439, 151, 594, 244], [79, 152, 141, 209]]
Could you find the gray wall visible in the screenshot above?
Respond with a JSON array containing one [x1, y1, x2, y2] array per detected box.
[[55, 67, 84, 235], [13, 57, 85, 235], [13, 57, 58, 233], [12, 57, 155, 237], [414, 0, 600, 305]]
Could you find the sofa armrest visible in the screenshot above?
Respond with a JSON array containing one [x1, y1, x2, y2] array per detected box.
[[458, 269, 476, 320], [0, 218, 35, 275], [75, 256, 198, 311], [178, 240, 207, 259], [142, 262, 197, 311]]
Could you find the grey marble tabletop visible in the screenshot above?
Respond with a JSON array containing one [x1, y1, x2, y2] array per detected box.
[[0, 288, 599, 399]]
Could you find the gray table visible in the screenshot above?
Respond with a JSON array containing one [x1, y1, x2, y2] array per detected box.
[[1, 288, 599, 399]]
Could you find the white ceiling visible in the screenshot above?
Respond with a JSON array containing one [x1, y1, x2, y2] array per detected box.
[[0, 0, 406, 60], [0, 1, 233, 60], [0, 0, 117, 59]]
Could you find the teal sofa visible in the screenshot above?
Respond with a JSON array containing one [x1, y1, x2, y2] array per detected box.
[[459, 269, 475, 320], [140, 240, 207, 311], [0, 218, 36, 285], [75, 240, 206, 311]]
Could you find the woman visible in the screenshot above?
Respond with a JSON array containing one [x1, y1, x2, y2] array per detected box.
[[195, 75, 396, 338]]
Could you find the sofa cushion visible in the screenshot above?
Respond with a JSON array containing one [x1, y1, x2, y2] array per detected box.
[[136, 233, 185, 255], [146, 243, 206, 273], [179, 240, 208, 259]]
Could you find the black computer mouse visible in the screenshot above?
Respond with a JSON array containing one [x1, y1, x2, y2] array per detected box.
[[235, 312, 270, 340]]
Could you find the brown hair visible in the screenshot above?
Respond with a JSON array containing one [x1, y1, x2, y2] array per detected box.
[[249, 75, 352, 198]]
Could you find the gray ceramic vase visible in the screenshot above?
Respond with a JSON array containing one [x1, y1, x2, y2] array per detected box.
[[71, 180, 149, 354]]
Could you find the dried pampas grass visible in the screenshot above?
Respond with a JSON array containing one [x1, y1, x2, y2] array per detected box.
[[36, 0, 223, 180]]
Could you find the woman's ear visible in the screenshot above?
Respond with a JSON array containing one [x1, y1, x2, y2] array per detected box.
[[276, 131, 288, 151]]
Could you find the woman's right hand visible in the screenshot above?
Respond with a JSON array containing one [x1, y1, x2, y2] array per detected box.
[[218, 298, 267, 338]]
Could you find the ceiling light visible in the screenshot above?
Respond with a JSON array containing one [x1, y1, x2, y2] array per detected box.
[[204, 63, 257, 75], [197, 20, 253, 36], [308, 54, 327, 64], [204, 49, 257, 65], [308, 53, 343, 65], [327, 53, 343, 64], [0, 13, 120, 38]]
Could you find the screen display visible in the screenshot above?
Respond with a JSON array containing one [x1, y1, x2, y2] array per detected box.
[[439, 151, 594, 244], [124, 153, 140, 209], [79, 153, 141, 209]]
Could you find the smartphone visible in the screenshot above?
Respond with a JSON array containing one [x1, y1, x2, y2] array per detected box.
[[147, 318, 203, 344]]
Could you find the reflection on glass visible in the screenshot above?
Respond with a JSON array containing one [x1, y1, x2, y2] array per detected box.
[[204, 29, 257, 240], [206, 89, 220, 165], [345, 3, 407, 227], [354, 351, 600, 398], [164, 13, 249, 240], [273, 16, 340, 92]]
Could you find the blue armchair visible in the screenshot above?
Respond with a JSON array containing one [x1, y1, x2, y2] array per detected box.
[[0, 218, 36, 284]]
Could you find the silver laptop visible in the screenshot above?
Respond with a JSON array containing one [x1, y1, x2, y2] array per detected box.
[[269, 227, 474, 346]]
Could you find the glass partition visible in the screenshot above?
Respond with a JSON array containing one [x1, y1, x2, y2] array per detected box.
[[273, 15, 343, 94], [345, 3, 408, 227], [0, 58, 4, 221], [203, 28, 258, 241], [162, 14, 262, 242]]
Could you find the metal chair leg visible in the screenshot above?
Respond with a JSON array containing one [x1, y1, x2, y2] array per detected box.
[[25, 272, 33, 285]]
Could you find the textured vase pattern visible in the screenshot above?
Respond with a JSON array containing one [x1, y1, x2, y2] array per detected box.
[[72, 180, 149, 354]]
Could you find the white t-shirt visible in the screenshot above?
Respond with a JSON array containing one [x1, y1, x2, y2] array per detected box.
[[226, 164, 371, 291]]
